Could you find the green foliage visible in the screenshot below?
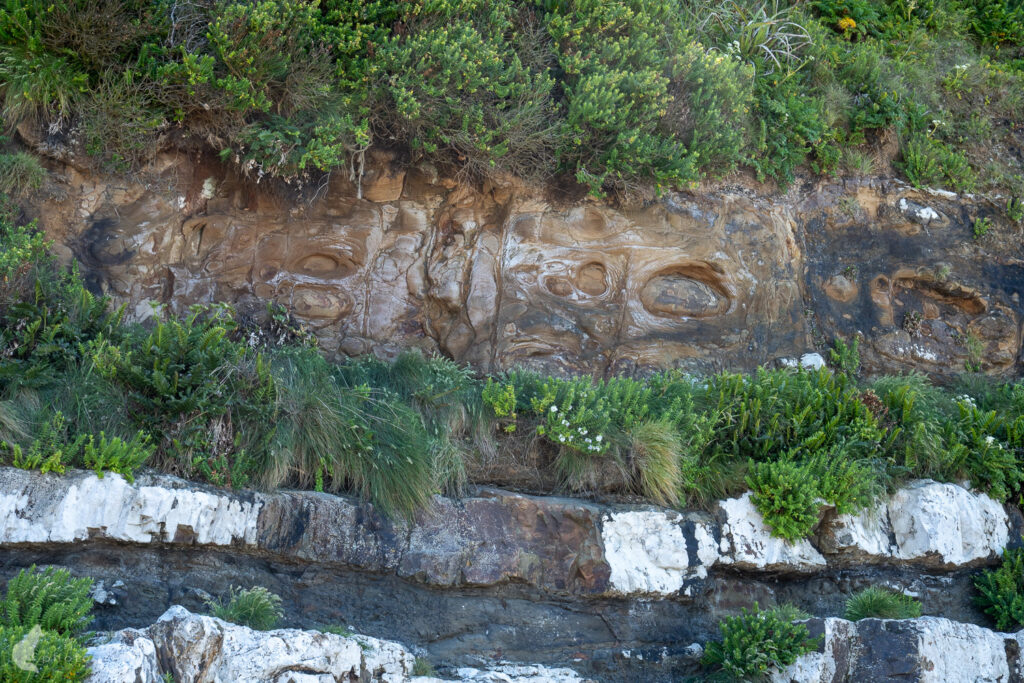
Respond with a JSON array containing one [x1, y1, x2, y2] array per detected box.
[[540, 0, 696, 195], [1, 565, 93, 636], [829, 336, 860, 377], [629, 419, 682, 507], [269, 348, 442, 516], [89, 304, 276, 486], [899, 132, 976, 191], [206, 586, 283, 631], [413, 657, 438, 676], [844, 586, 922, 621], [747, 459, 821, 540], [0, 625, 91, 682], [967, 0, 1024, 46], [974, 544, 1024, 631], [0, 152, 44, 198], [79, 431, 152, 483], [973, 216, 991, 239], [702, 603, 819, 681]]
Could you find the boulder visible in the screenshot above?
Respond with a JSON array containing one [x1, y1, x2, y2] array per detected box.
[[85, 628, 162, 683], [148, 606, 415, 683]]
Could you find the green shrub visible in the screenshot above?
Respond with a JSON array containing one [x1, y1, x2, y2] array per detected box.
[[747, 459, 821, 540], [974, 544, 1024, 630], [269, 348, 440, 516], [0, 565, 93, 636], [540, 0, 696, 195], [376, 0, 556, 181], [702, 603, 819, 680], [669, 42, 755, 175], [79, 431, 152, 483], [206, 586, 283, 631], [0, 153, 45, 198], [0, 625, 91, 682], [89, 304, 276, 486], [899, 132, 976, 191], [844, 586, 922, 620]]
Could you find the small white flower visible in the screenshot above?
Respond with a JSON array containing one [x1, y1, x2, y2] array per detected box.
[[550, 405, 558, 413], [596, 435, 603, 442], [558, 435, 565, 442], [585, 438, 592, 443], [985, 436, 996, 445], [581, 429, 588, 435], [562, 419, 570, 427]]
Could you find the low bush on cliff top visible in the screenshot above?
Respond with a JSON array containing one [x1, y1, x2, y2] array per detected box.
[[0, 0, 1022, 198]]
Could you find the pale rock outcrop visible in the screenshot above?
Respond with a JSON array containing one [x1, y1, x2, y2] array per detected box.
[[770, 618, 855, 683], [602, 510, 691, 595], [774, 616, 1016, 683], [888, 481, 1008, 567], [149, 606, 415, 683], [86, 607, 588, 683], [716, 493, 827, 571], [85, 628, 162, 683], [0, 468, 261, 547]]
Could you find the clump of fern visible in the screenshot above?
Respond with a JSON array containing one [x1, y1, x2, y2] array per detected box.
[[844, 587, 921, 621], [0, 565, 93, 636]]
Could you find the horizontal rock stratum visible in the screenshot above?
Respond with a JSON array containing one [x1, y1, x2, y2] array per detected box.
[[0, 467, 1013, 597], [85, 606, 585, 683]]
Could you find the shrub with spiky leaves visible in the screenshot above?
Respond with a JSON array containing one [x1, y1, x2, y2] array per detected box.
[[844, 587, 922, 621], [974, 545, 1024, 631], [0, 565, 93, 636], [703, 603, 819, 681], [206, 586, 283, 631]]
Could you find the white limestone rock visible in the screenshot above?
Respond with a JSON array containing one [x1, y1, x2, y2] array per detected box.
[[85, 629, 162, 683], [601, 510, 694, 595], [799, 353, 826, 370], [453, 664, 583, 682], [717, 493, 826, 571], [912, 617, 1009, 683], [888, 481, 1008, 567], [818, 500, 895, 560], [0, 467, 261, 547], [771, 618, 856, 683], [149, 606, 415, 683]]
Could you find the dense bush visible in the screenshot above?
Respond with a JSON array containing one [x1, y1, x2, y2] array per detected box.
[[702, 603, 818, 680], [0, 0, 1020, 196], [974, 544, 1024, 630], [844, 586, 922, 620], [1, 566, 93, 636], [0, 566, 94, 682]]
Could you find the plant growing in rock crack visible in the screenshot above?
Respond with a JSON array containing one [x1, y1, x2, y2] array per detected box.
[[702, 603, 818, 681], [974, 544, 1024, 631], [205, 586, 283, 631], [844, 587, 922, 620]]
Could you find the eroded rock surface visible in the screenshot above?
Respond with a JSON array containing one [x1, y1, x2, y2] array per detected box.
[[22, 148, 1021, 377]]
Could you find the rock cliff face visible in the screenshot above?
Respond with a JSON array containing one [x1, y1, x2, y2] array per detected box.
[[1, 467, 1020, 681], [21, 143, 1024, 377]]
